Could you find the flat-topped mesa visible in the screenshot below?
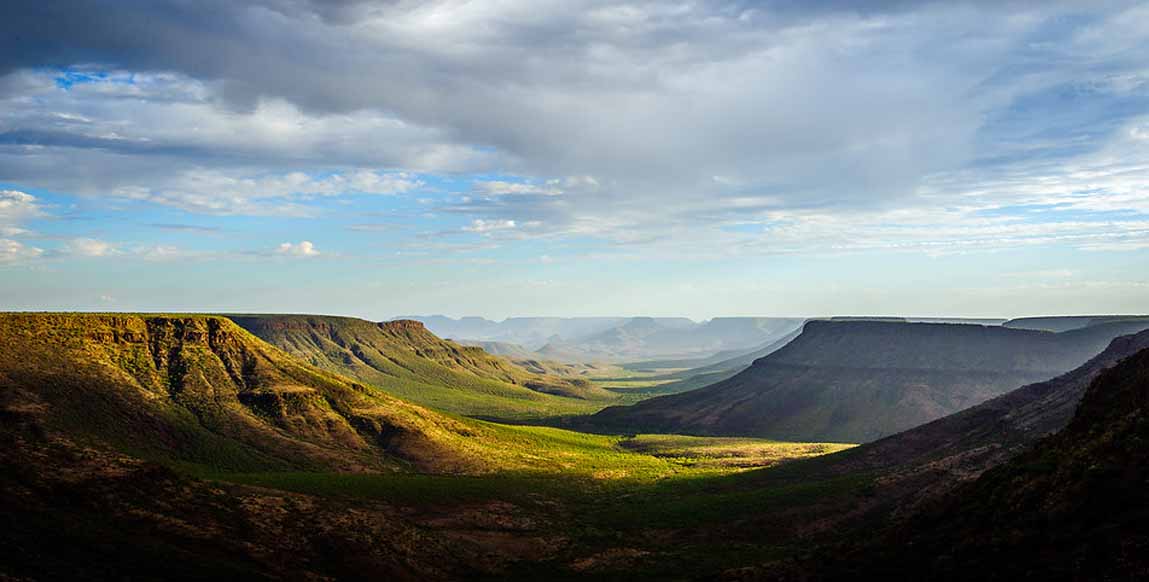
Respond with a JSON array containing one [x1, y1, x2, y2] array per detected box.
[[378, 319, 427, 333], [589, 318, 1149, 443]]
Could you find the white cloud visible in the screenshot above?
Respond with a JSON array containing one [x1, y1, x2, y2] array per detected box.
[[277, 240, 321, 257], [109, 168, 426, 216], [474, 180, 562, 196], [463, 219, 516, 234], [64, 238, 117, 257], [0, 238, 43, 263], [0, 190, 43, 236]]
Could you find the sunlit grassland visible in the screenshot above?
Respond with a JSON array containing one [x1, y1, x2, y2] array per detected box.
[[199, 424, 857, 507]]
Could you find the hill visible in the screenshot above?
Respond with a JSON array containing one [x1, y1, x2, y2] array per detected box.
[[588, 319, 1149, 442], [228, 315, 617, 420], [0, 313, 512, 473], [791, 328, 1149, 510], [797, 340, 1149, 580]]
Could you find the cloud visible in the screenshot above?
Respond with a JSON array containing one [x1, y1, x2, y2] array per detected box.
[[276, 240, 320, 257], [473, 180, 562, 196], [463, 219, 516, 234], [0, 0, 1146, 263], [0, 189, 43, 236], [108, 168, 426, 215], [0, 238, 42, 263], [63, 238, 117, 257]]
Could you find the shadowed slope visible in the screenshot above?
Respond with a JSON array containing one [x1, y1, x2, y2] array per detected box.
[[795, 342, 1149, 581], [589, 320, 1149, 442], [229, 315, 617, 420]]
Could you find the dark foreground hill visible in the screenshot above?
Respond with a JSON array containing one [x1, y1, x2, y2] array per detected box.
[[230, 315, 617, 420], [589, 319, 1149, 442], [787, 340, 1149, 580]]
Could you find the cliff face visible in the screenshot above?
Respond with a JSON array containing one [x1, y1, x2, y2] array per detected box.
[[590, 320, 1149, 443], [0, 314, 496, 473]]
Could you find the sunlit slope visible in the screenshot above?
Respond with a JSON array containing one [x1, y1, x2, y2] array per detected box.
[[0, 313, 650, 476], [229, 315, 618, 420]]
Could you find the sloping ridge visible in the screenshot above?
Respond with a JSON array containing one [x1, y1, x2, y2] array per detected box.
[[229, 315, 615, 420], [806, 338, 1149, 580], [589, 319, 1149, 442], [0, 313, 516, 474]]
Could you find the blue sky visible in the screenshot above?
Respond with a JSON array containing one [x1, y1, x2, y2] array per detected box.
[[1, 0, 1148, 320]]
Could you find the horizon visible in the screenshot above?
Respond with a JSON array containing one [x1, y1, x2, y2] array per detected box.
[[2, 1, 1148, 317], [1, 309, 1139, 323]]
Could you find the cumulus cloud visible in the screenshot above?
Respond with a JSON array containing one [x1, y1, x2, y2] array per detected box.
[[63, 238, 117, 257], [0, 238, 42, 263], [277, 240, 321, 257], [0, 190, 43, 236], [463, 219, 517, 234]]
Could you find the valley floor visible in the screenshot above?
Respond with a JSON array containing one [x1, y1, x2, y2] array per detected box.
[[193, 429, 858, 580]]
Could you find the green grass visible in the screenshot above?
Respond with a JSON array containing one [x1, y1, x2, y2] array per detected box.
[[230, 314, 627, 421]]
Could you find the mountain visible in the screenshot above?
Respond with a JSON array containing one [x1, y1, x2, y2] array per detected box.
[[801, 340, 1149, 580], [456, 339, 608, 378], [229, 315, 617, 420], [1004, 314, 1149, 332], [798, 328, 1149, 508], [537, 316, 804, 363], [0, 313, 522, 474], [402, 316, 627, 350], [588, 319, 1149, 442], [637, 327, 806, 396]]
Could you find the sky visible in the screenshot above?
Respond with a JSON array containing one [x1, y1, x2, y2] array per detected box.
[[1, 0, 1148, 320]]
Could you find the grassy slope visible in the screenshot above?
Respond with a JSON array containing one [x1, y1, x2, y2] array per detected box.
[[229, 314, 621, 421]]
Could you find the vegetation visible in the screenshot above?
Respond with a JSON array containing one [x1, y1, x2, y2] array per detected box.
[[229, 314, 624, 420]]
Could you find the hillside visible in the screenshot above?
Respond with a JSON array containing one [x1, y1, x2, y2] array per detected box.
[[788, 328, 1149, 511], [798, 341, 1149, 580], [229, 315, 617, 420], [0, 313, 508, 473], [588, 320, 1149, 442]]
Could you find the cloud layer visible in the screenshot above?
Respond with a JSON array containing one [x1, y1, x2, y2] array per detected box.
[[0, 1, 1146, 315]]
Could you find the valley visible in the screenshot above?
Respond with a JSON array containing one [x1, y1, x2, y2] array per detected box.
[[3, 311, 1148, 580]]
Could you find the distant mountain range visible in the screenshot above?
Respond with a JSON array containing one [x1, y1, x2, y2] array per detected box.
[[587, 319, 1149, 442], [401, 315, 805, 363]]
